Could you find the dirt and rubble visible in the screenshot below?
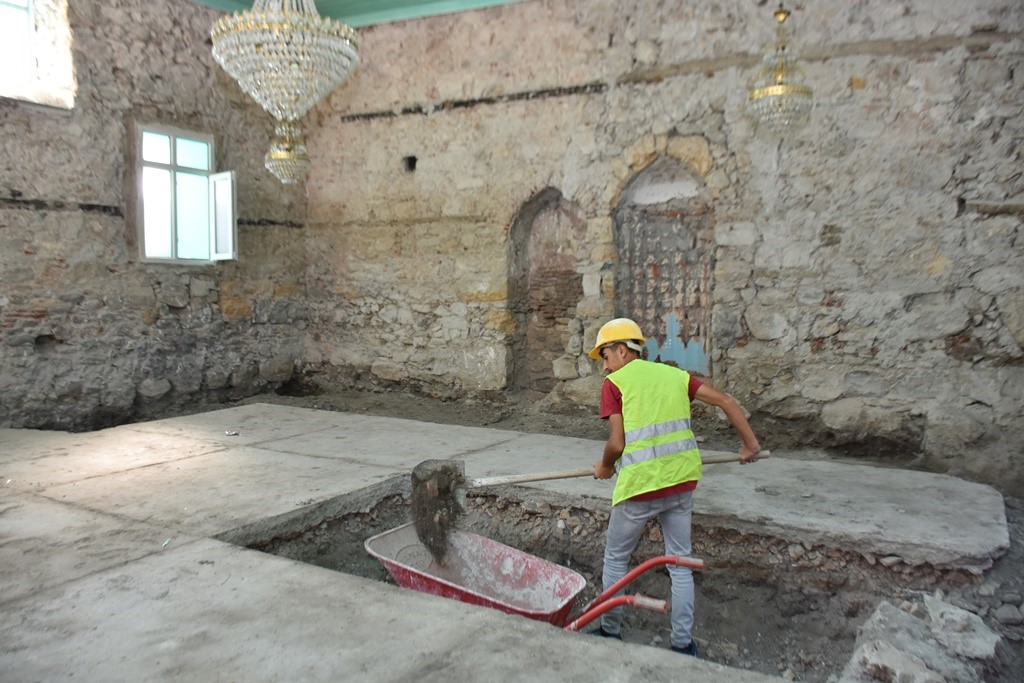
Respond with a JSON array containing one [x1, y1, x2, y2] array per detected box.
[[220, 386, 1024, 682]]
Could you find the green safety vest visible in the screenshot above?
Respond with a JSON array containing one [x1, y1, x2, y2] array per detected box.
[[607, 359, 702, 505]]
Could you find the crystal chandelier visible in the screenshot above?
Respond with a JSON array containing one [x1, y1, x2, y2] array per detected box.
[[264, 121, 311, 184], [745, 3, 813, 138], [211, 1, 360, 184]]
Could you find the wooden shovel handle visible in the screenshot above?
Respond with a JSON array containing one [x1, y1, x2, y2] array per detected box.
[[701, 449, 771, 464], [467, 450, 770, 487], [467, 469, 593, 488]]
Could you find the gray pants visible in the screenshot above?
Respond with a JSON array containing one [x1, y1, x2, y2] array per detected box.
[[600, 490, 695, 648]]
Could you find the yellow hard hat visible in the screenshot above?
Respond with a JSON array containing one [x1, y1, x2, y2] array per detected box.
[[588, 318, 645, 360]]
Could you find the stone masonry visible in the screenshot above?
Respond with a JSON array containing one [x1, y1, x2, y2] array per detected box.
[[1, 1, 1022, 495], [304, 0, 1024, 494], [1, 0, 307, 429]]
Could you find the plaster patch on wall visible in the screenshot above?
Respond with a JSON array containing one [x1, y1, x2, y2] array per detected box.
[[646, 314, 709, 375], [623, 179, 702, 205]]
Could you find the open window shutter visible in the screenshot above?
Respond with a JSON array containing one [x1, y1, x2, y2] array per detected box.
[[209, 171, 237, 261]]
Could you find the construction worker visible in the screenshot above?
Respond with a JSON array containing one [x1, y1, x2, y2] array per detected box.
[[587, 317, 762, 656]]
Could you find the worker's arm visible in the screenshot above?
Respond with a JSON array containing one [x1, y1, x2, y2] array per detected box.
[[594, 413, 624, 479], [694, 384, 762, 463]]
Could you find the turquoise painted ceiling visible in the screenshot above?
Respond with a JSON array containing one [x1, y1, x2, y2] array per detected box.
[[192, 0, 523, 28]]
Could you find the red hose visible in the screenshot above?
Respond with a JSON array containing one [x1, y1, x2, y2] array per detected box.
[[563, 594, 667, 632]]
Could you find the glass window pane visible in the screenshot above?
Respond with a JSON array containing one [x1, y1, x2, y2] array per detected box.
[[176, 137, 210, 171], [0, 6, 32, 88], [142, 132, 171, 164], [142, 167, 172, 258], [175, 172, 210, 260], [212, 174, 234, 256]]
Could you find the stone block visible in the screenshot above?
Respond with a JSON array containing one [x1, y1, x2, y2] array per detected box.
[[810, 316, 841, 338], [744, 304, 792, 341], [842, 370, 889, 397], [137, 377, 171, 400], [972, 266, 1024, 295], [666, 135, 712, 177], [924, 595, 1000, 660], [996, 291, 1024, 349], [574, 297, 614, 319], [258, 358, 294, 385], [714, 222, 756, 247], [220, 297, 254, 321], [230, 363, 257, 388], [552, 356, 579, 380], [798, 368, 847, 405], [156, 284, 189, 309], [711, 308, 742, 349], [898, 294, 970, 342], [205, 367, 230, 390], [189, 277, 214, 299], [714, 253, 753, 283], [558, 374, 604, 407], [371, 360, 408, 382], [483, 309, 516, 335]]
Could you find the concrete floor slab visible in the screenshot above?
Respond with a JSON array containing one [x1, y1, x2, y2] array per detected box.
[[125, 403, 359, 447], [40, 447, 404, 537], [695, 458, 1009, 571], [0, 427, 85, 464], [0, 537, 778, 682], [457, 432, 1008, 571], [1, 428, 225, 488], [0, 489, 187, 607], [256, 414, 521, 467], [0, 404, 1010, 681]]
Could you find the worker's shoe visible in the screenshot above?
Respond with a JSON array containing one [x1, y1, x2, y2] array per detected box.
[[671, 641, 699, 657], [590, 626, 622, 640]]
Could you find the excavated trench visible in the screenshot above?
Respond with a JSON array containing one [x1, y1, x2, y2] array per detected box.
[[218, 476, 987, 682]]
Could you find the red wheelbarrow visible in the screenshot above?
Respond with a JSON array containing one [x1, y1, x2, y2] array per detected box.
[[364, 522, 703, 631]]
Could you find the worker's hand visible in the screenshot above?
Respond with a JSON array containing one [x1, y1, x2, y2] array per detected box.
[[593, 461, 616, 480], [739, 445, 761, 464]]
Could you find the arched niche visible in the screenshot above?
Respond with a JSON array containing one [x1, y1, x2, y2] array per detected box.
[[613, 156, 714, 376], [507, 188, 586, 391]]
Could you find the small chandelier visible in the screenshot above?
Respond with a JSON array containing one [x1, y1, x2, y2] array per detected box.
[[264, 121, 311, 185], [211, 1, 360, 184], [745, 3, 813, 138]]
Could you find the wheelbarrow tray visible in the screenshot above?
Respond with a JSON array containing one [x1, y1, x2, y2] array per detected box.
[[365, 522, 587, 625]]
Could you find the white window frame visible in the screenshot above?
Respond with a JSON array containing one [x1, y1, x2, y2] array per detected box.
[[136, 123, 237, 264], [0, 0, 75, 109]]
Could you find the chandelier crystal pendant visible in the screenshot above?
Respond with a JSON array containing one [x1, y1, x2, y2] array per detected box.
[[745, 3, 813, 139], [211, 0, 360, 183]]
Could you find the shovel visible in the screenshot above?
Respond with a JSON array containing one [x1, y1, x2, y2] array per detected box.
[[464, 449, 772, 487], [410, 450, 770, 565]]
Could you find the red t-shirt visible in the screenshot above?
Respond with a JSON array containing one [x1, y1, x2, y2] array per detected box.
[[601, 374, 703, 501]]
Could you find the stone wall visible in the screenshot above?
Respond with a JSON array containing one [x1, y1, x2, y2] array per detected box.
[[1, 0, 1021, 494], [0, 0, 305, 429], [306, 0, 1024, 493]]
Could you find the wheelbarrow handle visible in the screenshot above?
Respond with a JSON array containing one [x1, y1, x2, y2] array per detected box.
[[563, 594, 667, 632], [583, 555, 704, 619]]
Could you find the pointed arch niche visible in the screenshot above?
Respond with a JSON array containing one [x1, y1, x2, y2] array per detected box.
[[507, 188, 586, 392], [613, 156, 715, 376]]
